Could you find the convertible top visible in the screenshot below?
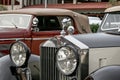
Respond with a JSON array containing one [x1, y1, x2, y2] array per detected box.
[[0, 8, 91, 33], [0, 8, 81, 16], [105, 6, 120, 12]]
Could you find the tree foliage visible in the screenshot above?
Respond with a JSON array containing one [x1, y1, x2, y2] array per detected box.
[[90, 24, 99, 33], [109, 0, 120, 6]]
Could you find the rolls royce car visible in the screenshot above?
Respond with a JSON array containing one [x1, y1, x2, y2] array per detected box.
[[1, 6, 120, 80], [0, 8, 91, 57]]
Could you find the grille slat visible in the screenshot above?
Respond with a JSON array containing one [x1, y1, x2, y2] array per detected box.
[[40, 46, 81, 80]]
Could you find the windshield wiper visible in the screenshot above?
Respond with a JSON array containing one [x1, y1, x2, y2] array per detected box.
[[11, 22, 18, 29], [8, 21, 18, 29]]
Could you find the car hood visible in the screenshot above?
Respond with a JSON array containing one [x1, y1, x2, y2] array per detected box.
[[69, 33, 120, 48], [0, 28, 30, 38]]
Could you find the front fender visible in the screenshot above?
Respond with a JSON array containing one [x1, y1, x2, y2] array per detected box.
[[0, 54, 40, 80], [0, 55, 16, 80], [85, 66, 120, 80]]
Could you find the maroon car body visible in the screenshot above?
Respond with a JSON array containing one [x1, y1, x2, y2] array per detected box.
[[0, 8, 91, 56]]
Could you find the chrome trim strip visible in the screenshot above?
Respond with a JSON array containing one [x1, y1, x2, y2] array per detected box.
[[64, 35, 89, 49], [31, 38, 50, 40], [0, 38, 24, 41], [0, 37, 50, 41]]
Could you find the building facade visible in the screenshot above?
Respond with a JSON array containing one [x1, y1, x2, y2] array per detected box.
[[0, 0, 115, 17], [0, 0, 109, 6]]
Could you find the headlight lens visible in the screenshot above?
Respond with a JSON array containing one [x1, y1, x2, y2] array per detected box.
[[56, 46, 78, 75], [10, 41, 30, 67]]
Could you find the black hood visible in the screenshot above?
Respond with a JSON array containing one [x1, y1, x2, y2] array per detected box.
[[71, 33, 120, 48]]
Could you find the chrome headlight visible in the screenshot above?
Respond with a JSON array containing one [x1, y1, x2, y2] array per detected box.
[[56, 45, 78, 75], [10, 41, 30, 67]]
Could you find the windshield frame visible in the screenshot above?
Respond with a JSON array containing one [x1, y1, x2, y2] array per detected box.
[[101, 13, 120, 31], [0, 14, 32, 29]]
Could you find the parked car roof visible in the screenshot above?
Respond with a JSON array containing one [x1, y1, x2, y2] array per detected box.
[[105, 6, 120, 12], [0, 8, 78, 16], [0, 8, 91, 33]]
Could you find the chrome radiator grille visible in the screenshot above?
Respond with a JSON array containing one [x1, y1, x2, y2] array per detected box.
[[40, 46, 81, 80]]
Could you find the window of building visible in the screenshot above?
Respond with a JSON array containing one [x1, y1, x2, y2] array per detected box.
[[0, 0, 19, 5], [58, 0, 109, 3], [78, 0, 109, 2]]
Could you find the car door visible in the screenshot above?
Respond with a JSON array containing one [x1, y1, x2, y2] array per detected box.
[[31, 15, 76, 55], [31, 16, 63, 55]]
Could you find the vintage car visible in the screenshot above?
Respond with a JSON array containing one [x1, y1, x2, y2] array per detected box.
[[0, 8, 91, 57], [1, 6, 120, 80]]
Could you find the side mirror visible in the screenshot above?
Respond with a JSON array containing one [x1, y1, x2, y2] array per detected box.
[[9, 41, 31, 68], [32, 17, 39, 27], [32, 17, 39, 32]]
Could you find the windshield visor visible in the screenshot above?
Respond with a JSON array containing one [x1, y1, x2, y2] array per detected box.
[[0, 14, 32, 29]]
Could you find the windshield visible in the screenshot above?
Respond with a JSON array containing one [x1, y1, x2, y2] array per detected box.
[[101, 13, 120, 31], [0, 14, 32, 29]]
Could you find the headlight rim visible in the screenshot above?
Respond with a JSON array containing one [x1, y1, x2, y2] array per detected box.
[[56, 45, 79, 75], [9, 41, 31, 67]]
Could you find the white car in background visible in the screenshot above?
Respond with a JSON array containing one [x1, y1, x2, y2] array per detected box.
[[88, 16, 102, 25]]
